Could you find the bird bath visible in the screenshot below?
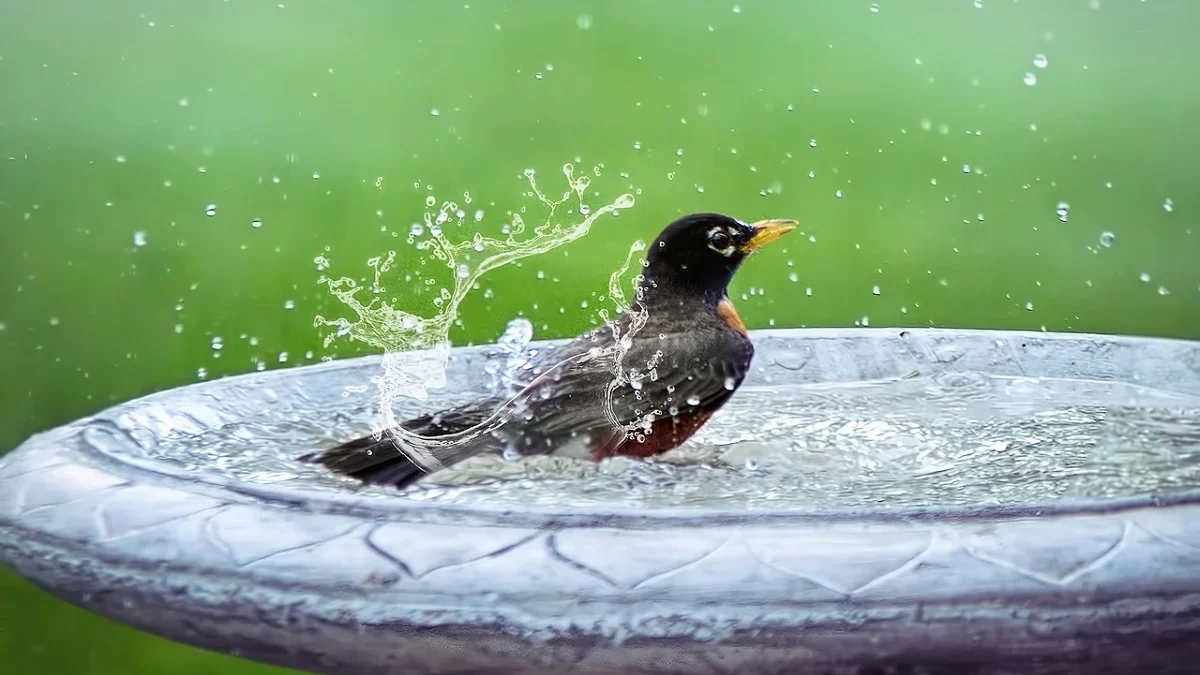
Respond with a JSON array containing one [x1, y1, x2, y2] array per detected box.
[[2, 328, 1199, 674]]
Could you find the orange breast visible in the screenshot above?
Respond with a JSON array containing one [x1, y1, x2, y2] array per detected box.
[[716, 297, 747, 337], [590, 407, 715, 460]]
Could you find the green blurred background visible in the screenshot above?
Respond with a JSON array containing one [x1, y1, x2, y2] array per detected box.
[[2, 0, 1198, 672]]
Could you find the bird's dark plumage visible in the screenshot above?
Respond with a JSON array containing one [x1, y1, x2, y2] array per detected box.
[[299, 213, 795, 489]]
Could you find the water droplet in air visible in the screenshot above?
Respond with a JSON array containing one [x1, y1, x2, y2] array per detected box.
[[204, 204, 217, 217], [1055, 201, 1070, 222], [1158, 286, 1170, 296], [133, 231, 147, 247], [211, 336, 224, 350], [456, 264, 470, 279], [197, 367, 208, 380], [430, 108, 440, 116], [425, 195, 436, 207], [788, 272, 799, 282], [724, 376, 736, 390], [1140, 272, 1151, 282], [872, 285, 881, 295], [632, 141, 642, 150], [686, 395, 701, 406], [115, 154, 127, 163], [973, 0, 983, 7], [1033, 53, 1049, 69], [1023, 72, 1038, 86], [1163, 198, 1174, 212], [311, 172, 321, 180], [869, 3, 880, 12], [577, 14, 593, 29], [251, 218, 263, 228], [283, 299, 295, 310], [809, 138, 818, 147], [1099, 231, 1115, 247], [409, 223, 424, 237]]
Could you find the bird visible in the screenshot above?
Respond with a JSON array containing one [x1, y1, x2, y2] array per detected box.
[[298, 213, 795, 489]]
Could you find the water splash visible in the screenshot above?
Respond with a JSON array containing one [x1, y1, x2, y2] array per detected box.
[[597, 239, 650, 436], [314, 163, 636, 471], [483, 318, 532, 387]]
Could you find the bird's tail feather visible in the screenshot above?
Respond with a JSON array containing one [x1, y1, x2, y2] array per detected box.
[[299, 402, 507, 489]]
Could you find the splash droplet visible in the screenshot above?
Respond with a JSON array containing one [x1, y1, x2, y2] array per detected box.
[[1099, 231, 1115, 248], [1023, 72, 1038, 86], [1055, 201, 1070, 222]]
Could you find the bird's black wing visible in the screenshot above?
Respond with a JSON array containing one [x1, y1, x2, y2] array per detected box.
[[511, 325, 748, 451]]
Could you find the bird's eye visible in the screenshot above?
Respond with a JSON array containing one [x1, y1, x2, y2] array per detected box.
[[707, 228, 735, 256]]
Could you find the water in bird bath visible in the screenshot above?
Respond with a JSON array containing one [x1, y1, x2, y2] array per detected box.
[[113, 353, 1200, 510]]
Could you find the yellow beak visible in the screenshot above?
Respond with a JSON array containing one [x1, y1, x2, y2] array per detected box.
[[741, 219, 797, 253]]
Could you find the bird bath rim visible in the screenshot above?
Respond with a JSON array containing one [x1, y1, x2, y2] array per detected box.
[[14, 326, 1200, 526]]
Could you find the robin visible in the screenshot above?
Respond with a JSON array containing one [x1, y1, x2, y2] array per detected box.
[[299, 213, 795, 488]]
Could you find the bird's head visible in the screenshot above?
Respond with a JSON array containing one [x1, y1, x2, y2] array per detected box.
[[640, 213, 796, 305]]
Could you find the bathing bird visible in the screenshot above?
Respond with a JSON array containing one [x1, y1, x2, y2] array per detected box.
[[299, 213, 795, 488]]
